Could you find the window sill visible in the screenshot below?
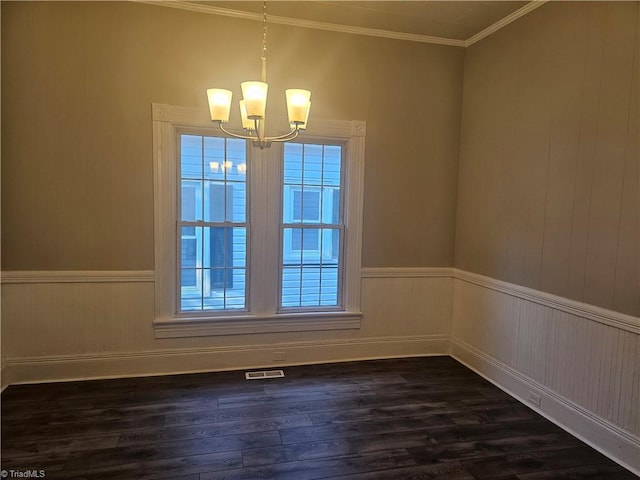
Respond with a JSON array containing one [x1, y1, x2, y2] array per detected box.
[[153, 311, 362, 338]]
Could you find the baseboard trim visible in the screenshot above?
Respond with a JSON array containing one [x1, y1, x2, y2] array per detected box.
[[0, 364, 8, 393], [1, 335, 449, 387], [450, 337, 640, 476]]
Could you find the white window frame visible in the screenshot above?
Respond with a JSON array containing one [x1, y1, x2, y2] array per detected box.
[[152, 103, 365, 338]]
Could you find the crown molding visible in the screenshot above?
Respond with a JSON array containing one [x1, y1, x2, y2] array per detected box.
[[137, 0, 548, 49], [464, 0, 549, 47], [137, 1, 464, 47]]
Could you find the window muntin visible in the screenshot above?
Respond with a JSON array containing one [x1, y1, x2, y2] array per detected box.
[[281, 142, 343, 309], [178, 134, 248, 312]]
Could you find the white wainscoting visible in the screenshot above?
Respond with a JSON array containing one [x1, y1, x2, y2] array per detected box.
[[451, 270, 640, 475], [0, 268, 452, 389], [1, 268, 638, 474]]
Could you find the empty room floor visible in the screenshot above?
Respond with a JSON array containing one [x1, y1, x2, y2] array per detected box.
[[1, 357, 637, 479]]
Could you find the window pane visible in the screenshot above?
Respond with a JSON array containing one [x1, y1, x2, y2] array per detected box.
[[320, 187, 341, 224], [302, 144, 323, 185], [283, 228, 303, 265], [203, 226, 246, 269], [297, 190, 320, 223], [320, 267, 338, 306], [205, 181, 226, 222], [322, 145, 342, 186], [301, 229, 321, 263], [224, 269, 246, 309], [181, 181, 200, 221], [293, 190, 321, 223], [180, 268, 202, 311], [204, 181, 246, 223], [180, 233, 198, 269], [292, 228, 320, 252], [300, 267, 321, 306], [181, 268, 197, 289], [201, 269, 224, 310], [181, 226, 202, 267], [203, 269, 246, 310], [181, 135, 203, 179], [203, 136, 225, 181], [228, 182, 246, 222], [232, 228, 247, 268], [281, 267, 301, 307], [283, 143, 303, 184], [179, 134, 248, 312], [225, 139, 248, 182]]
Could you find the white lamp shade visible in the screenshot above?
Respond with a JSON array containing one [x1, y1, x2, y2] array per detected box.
[[207, 88, 233, 122], [286, 89, 311, 125], [239, 100, 254, 131], [241, 81, 268, 119], [299, 101, 311, 130]]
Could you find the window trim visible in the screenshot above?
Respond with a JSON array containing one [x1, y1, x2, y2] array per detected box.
[[152, 103, 365, 338]]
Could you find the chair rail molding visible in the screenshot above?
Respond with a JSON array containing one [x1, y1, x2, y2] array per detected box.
[[1, 270, 155, 284], [453, 269, 639, 334]]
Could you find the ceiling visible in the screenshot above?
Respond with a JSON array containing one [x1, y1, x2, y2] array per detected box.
[[188, 1, 535, 45]]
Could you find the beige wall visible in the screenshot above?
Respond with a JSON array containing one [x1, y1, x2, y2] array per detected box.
[[2, 5, 638, 467], [1, 1, 464, 270], [455, 1, 639, 317]]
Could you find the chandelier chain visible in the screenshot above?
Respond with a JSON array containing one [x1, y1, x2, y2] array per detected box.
[[261, 1, 267, 62]]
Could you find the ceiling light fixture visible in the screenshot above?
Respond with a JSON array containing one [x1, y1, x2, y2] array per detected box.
[[206, 1, 311, 149]]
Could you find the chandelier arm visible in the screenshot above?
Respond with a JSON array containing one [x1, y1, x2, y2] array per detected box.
[[254, 118, 264, 143], [217, 122, 254, 141], [265, 127, 300, 142]]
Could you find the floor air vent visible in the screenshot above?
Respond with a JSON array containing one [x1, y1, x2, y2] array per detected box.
[[245, 369, 285, 380]]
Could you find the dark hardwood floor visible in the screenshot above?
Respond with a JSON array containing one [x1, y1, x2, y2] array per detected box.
[[1, 356, 637, 479]]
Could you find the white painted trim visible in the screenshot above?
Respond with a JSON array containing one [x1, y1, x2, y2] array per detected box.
[[152, 103, 363, 140], [1, 334, 449, 388], [464, 1, 550, 47], [153, 312, 362, 338], [137, 1, 547, 49], [1, 268, 634, 334], [0, 270, 155, 284], [450, 337, 640, 476], [138, 1, 466, 47], [0, 364, 7, 393], [152, 102, 210, 125], [362, 267, 454, 279], [454, 269, 640, 334]]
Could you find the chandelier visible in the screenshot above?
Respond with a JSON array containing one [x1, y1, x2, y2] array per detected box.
[[206, 2, 311, 149]]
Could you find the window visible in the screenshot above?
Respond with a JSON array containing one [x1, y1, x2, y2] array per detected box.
[[281, 143, 343, 309], [152, 104, 365, 337], [178, 135, 247, 311]]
